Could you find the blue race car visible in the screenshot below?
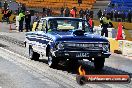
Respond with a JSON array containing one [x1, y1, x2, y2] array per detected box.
[[25, 17, 111, 70]]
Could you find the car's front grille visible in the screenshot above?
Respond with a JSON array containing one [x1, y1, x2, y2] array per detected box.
[[63, 42, 104, 51]]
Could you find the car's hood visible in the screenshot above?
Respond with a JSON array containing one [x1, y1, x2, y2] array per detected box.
[[47, 31, 109, 42]]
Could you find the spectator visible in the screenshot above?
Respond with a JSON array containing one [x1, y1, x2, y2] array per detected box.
[[21, 4, 26, 12], [97, 9, 102, 19], [121, 11, 125, 22], [73, 7, 77, 16], [43, 8, 46, 13], [110, 11, 114, 21], [70, 7, 77, 18], [18, 10, 25, 32], [47, 8, 50, 16], [127, 11, 131, 23], [42, 8, 46, 16], [2, 9, 7, 22], [117, 11, 121, 21], [114, 11, 118, 21], [0, 1, 2, 8], [33, 13, 39, 23], [64, 7, 70, 17], [25, 11, 31, 32], [79, 8, 84, 18], [4, 1, 8, 10], [100, 14, 113, 37], [89, 11, 94, 18], [47, 8, 52, 16], [49, 8, 52, 16], [6, 9, 12, 23], [86, 15, 94, 33], [45, 8, 48, 16], [60, 7, 64, 17], [85, 8, 89, 15]]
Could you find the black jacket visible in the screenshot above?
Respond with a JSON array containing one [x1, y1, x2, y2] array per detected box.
[[25, 14, 31, 23]]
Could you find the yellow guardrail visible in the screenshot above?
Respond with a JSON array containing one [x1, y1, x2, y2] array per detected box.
[[107, 38, 119, 53]]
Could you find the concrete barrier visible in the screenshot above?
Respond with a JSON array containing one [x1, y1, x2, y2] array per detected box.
[[108, 38, 132, 56], [107, 38, 119, 53], [122, 40, 132, 56], [118, 40, 124, 53], [16, 16, 19, 30], [94, 26, 125, 39], [124, 29, 132, 41]]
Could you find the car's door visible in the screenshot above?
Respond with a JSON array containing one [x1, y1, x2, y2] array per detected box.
[[35, 19, 48, 55]]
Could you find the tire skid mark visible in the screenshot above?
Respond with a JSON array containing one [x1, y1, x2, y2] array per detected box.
[[0, 35, 25, 47], [0, 34, 132, 88], [0, 47, 91, 88]]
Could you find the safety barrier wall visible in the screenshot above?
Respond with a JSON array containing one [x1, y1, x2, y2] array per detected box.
[[108, 38, 132, 57], [94, 20, 132, 41], [122, 40, 132, 56], [94, 26, 125, 39], [94, 25, 132, 57]]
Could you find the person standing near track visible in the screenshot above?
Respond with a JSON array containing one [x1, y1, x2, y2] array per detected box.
[[18, 10, 25, 32], [97, 9, 102, 19], [86, 15, 94, 33], [100, 14, 113, 37], [64, 7, 70, 17], [25, 11, 31, 32], [79, 8, 84, 18], [60, 7, 64, 17]]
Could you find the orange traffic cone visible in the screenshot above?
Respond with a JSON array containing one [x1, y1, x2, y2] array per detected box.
[[116, 22, 124, 40]]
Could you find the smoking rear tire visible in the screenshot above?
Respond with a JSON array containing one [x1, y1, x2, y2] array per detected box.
[[94, 58, 105, 70], [29, 47, 40, 61], [48, 52, 59, 68]]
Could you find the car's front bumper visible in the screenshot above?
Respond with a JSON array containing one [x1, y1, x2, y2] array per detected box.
[[51, 50, 111, 59]]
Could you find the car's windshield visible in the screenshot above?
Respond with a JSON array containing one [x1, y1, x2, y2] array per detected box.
[[48, 18, 90, 32]]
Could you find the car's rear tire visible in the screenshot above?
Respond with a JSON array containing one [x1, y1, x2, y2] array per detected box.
[[48, 52, 59, 68], [29, 47, 40, 61], [94, 58, 105, 70]]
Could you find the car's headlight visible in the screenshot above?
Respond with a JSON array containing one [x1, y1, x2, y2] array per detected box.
[[103, 44, 109, 52], [56, 42, 64, 50]]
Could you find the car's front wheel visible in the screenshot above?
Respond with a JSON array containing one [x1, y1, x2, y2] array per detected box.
[[48, 52, 59, 68], [94, 58, 105, 70], [67, 59, 79, 70], [29, 47, 40, 61]]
